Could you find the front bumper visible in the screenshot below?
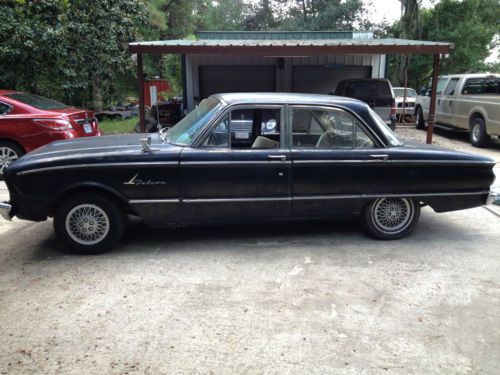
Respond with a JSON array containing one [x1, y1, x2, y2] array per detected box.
[[0, 202, 12, 221], [486, 191, 500, 206]]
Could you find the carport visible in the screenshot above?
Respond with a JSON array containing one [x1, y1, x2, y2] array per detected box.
[[129, 31, 452, 144]]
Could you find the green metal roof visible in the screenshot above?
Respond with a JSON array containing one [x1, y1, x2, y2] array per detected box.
[[196, 31, 372, 40]]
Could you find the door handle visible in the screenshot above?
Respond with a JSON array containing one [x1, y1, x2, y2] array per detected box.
[[369, 154, 389, 161], [449, 100, 453, 106], [437, 99, 441, 105], [268, 155, 287, 161]]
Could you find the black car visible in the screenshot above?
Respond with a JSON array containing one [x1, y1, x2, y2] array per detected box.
[[0, 93, 497, 254]]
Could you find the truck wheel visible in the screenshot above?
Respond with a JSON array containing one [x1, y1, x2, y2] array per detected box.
[[415, 107, 425, 130], [54, 193, 125, 254], [469, 117, 489, 148], [360, 198, 420, 240], [0, 141, 25, 180]]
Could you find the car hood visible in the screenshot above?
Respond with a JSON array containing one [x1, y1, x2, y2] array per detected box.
[[6, 133, 182, 176]]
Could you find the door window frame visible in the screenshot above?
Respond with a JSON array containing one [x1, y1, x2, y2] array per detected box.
[[287, 104, 384, 149], [444, 78, 460, 96], [193, 104, 286, 149]]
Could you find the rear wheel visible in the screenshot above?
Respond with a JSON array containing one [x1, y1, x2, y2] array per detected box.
[[360, 198, 420, 240], [415, 107, 425, 130], [469, 116, 489, 148], [0, 141, 25, 180], [54, 193, 125, 254]]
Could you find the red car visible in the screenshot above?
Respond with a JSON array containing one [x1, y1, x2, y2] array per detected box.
[[0, 90, 101, 178]]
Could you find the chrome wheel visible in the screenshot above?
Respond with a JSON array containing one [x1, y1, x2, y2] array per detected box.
[[472, 123, 482, 143], [0, 146, 19, 175], [371, 198, 414, 234], [65, 204, 110, 246]]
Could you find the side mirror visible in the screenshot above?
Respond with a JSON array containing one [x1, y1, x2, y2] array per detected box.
[[425, 90, 432, 97]]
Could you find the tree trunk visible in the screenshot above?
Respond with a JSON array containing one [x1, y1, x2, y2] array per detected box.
[[92, 73, 103, 112]]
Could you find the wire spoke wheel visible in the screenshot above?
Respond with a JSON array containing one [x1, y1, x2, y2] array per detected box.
[[65, 204, 110, 246], [0, 146, 19, 175], [371, 198, 414, 234]]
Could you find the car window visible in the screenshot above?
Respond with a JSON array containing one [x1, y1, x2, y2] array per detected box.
[[462, 77, 499, 95], [345, 81, 391, 97], [0, 101, 11, 115], [435, 78, 449, 95], [291, 107, 375, 149], [202, 107, 282, 149], [444, 78, 460, 96], [5, 93, 68, 109], [393, 88, 417, 98]]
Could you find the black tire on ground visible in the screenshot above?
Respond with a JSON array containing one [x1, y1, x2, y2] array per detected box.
[[54, 193, 125, 254], [0, 140, 25, 180], [134, 117, 158, 133], [469, 116, 490, 148], [415, 107, 425, 130], [360, 197, 420, 240]]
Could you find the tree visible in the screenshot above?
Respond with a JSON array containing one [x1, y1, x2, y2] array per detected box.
[[0, 0, 147, 110]]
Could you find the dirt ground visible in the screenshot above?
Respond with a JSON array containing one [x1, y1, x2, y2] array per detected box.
[[0, 127, 499, 375]]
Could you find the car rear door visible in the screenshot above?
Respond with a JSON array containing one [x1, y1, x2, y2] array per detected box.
[[289, 105, 389, 217], [180, 105, 291, 222]]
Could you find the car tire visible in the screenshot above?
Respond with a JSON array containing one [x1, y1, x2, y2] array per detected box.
[[0, 141, 25, 180], [360, 197, 420, 240], [54, 193, 125, 254], [469, 116, 489, 148], [134, 117, 158, 133], [415, 107, 425, 130]]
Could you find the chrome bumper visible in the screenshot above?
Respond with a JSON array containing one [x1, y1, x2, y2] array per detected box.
[[486, 191, 500, 206], [0, 202, 12, 221]]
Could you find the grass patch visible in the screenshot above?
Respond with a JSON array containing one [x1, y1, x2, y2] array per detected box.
[[99, 117, 137, 135]]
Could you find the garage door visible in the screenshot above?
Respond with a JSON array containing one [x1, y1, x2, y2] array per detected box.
[[199, 66, 276, 99], [292, 66, 372, 95]]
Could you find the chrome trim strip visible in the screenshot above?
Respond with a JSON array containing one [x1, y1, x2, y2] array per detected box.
[[294, 191, 489, 200], [183, 197, 292, 203], [293, 159, 385, 164], [129, 199, 180, 204], [181, 160, 291, 165], [0, 202, 12, 221], [17, 161, 179, 176], [391, 160, 495, 166]]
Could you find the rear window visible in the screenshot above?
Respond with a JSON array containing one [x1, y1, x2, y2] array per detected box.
[[6, 93, 68, 110], [462, 77, 499, 95], [393, 88, 417, 98], [345, 81, 391, 98]]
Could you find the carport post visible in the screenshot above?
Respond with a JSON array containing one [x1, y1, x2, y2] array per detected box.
[[137, 53, 145, 133], [426, 53, 440, 144]]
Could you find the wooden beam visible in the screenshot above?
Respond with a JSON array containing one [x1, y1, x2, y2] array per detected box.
[[137, 53, 145, 133], [426, 54, 440, 144]]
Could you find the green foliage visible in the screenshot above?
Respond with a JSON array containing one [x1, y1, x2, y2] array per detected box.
[[0, 0, 148, 109], [99, 116, 138, 135]]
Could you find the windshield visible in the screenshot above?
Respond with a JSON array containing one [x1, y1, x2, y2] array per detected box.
[[6, 93, 68, 109], [167, 98, 220, 146], [368, 107, 402, 146], [393, 88, 417, 98]]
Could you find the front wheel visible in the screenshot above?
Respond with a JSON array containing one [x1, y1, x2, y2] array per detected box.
[[54, 193, 125, 254], [360, 198, 420, 240], [415, 107, 425, 130]]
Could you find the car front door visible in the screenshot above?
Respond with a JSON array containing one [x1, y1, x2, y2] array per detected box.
[[440, 77, 460, 126], [290, 105, 388, 217], [180, 105, 291, 222]]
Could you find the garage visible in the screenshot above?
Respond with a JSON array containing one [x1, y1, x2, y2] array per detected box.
[[199, 65, 276, 98], [292, 65, 372, 94]]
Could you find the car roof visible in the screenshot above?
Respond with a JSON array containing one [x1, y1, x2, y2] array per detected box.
[[0, 90, 20, 96], [212, 92, 368, 107]]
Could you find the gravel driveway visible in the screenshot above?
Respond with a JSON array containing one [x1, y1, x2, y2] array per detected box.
[[0, 128, 499, 374]]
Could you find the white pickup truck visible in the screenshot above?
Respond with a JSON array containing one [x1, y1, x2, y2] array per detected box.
[[414, 73, 500, 147]]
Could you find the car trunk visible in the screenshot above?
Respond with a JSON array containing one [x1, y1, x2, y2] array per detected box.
[[51, 108, 100, 137]]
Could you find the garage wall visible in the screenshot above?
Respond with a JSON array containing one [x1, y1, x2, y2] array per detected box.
[[185, 54, 385, 110]]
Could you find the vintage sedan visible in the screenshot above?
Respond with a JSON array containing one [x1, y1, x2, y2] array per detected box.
[[0, 93, 497, 254]]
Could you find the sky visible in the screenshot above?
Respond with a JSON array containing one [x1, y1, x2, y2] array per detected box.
[[366, 0, 437, 24]]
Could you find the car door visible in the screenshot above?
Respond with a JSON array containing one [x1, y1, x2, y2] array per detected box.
[[290, 105, 388, 217], [439, 77, 460, 126], [429, 77, 449, 121], [180, 105, 291, 222]]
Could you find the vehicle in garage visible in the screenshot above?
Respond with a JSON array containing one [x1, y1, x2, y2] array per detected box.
[[393, 87, 417, 121], [414, 73, 500, 147], [0, 90, 101, 179], [0, 93, 497, 254], [334, 79, 396, 129]]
